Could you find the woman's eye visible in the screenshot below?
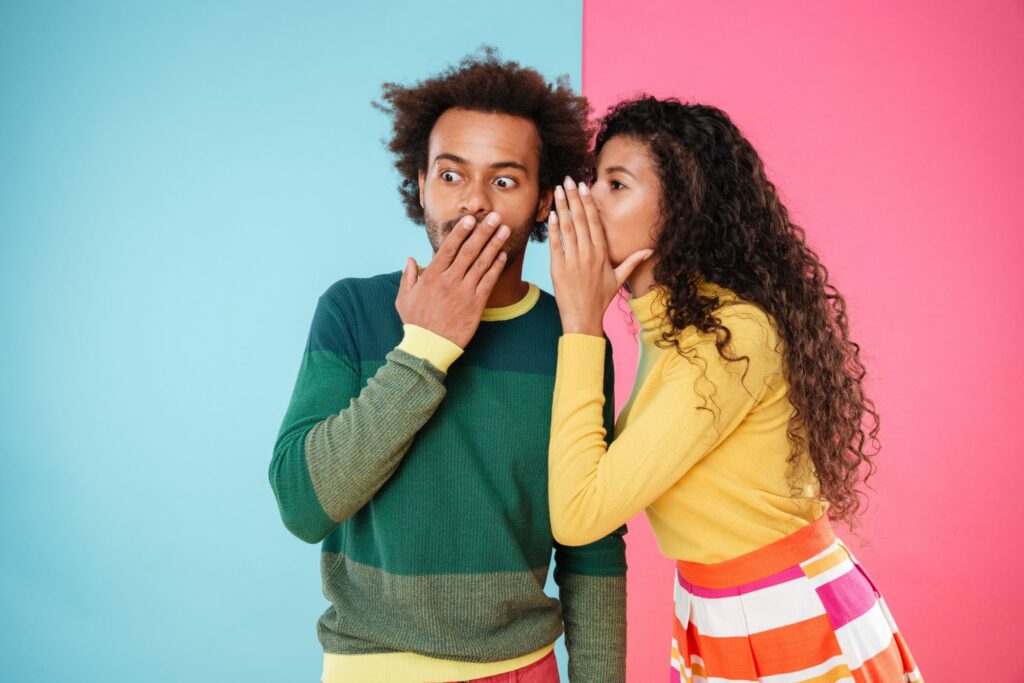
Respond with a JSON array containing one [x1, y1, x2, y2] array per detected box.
[[441, 171, 462, 182], [494, 177, 518, 189], [610, 180, 626, 190]]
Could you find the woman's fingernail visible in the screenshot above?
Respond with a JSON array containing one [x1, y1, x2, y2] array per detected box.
[[579, 182, 589, 195], [564, 176, 577, 190], [555, 186, 565, 200], [548, 210, 557, 222]]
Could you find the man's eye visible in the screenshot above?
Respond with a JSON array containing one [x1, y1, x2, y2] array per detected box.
[[494, 177, 518, 189], [441, 171, 462, 182]]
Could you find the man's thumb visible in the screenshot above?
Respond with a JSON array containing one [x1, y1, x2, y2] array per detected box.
[[400, 257, 418, 292]]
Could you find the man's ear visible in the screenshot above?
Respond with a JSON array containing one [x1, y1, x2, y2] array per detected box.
[[418, 171, 425, 208], [535, 187, 554, 222]]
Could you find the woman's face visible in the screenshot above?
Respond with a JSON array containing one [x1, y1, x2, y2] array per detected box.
[[590, 135, 663, 267]]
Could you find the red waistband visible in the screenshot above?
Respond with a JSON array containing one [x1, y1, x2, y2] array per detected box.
[[675, 514, 835, 589]]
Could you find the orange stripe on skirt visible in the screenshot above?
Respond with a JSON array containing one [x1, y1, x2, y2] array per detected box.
[[669, 515, 922, 683]]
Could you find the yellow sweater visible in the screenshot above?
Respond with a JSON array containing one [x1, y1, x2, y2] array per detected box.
[[549, 281, 825, 563]]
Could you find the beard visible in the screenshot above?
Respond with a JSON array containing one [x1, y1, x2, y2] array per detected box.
[[424, 209, 533, 270]]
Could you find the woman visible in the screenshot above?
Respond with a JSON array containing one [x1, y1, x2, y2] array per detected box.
[[547, 96, 921, 682]]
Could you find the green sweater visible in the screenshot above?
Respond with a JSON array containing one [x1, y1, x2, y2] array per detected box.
[[270, 271, 627, 682]]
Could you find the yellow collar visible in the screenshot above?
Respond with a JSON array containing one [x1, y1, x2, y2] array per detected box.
[[481, 282, 540, 322]]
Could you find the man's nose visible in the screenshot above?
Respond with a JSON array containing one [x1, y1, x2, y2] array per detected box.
[[458, 179, 492, 219]]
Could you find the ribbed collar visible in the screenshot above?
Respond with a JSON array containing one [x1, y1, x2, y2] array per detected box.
[[481, 282, 540, 322]]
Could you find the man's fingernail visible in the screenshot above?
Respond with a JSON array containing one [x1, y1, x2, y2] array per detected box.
[[484, 212, 499, 227], [497, 226, 510, 238], [462, 216, 475, 229], [579, 182, 589, 195], [564, 176, 576, 189]]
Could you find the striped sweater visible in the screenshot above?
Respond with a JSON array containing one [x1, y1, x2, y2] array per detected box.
[[270, 271, 627, 683]]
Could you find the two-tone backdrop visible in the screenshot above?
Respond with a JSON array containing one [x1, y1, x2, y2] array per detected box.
[[3, 1, 1021, 680]]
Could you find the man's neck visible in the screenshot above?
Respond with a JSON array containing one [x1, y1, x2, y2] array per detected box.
[[485, 249, 529, 308]]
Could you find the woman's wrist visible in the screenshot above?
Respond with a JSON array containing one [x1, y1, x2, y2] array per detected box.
[[560, 318, 605, 337]]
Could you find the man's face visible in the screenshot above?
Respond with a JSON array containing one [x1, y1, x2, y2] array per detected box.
[[418, 108, 551, 263]]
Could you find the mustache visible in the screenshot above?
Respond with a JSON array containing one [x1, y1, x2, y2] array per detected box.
[[439, 215, 473, 234]]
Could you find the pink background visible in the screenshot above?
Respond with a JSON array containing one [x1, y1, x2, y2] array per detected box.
[[583, 1, 1024, 679]]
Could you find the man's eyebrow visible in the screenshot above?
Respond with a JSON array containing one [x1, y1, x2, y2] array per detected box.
[[433, 153, 470, 166], [490, 161, 529, 174], [605, 165, 637, 179], [432, 153, 529, 175]]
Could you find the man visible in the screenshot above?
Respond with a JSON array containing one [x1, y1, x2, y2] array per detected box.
[[270, 50, 626, 683]]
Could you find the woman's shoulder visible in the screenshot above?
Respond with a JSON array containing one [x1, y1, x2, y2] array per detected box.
[[674, 281, 781, 351], [664, 289, 783, 372], [718, 294, 778, 339]]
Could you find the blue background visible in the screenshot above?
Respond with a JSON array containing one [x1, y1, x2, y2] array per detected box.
[[0, 2, 582, 680]]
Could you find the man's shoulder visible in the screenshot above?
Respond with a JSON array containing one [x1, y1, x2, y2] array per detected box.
[[320, 270, 402, 309], [528, 285, 562, 328], [529, 285, 613, 351], [309, 271, 403, 357]]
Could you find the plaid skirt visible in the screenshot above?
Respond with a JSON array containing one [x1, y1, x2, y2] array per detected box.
[[671, 515, 922, 682]]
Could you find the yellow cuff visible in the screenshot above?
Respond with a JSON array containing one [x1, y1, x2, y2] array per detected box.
[[557, 334, 607, 393], [396, 324, 464, 373]]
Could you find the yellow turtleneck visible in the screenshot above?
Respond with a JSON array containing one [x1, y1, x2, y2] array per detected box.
[[548, 281, 825, 563]]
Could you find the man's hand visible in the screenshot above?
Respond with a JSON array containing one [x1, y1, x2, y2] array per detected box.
[[396, 211, 510, 348]]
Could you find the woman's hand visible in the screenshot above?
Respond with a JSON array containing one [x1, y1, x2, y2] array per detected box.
[[549, 176, 653, 336]]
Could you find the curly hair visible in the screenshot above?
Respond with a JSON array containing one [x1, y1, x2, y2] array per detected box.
[[373, 46, 593, 241], [595, 96, 880, 524]]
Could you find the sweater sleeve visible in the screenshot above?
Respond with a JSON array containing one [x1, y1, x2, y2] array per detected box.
[[269, 288, 462, 544], [548, 306, 782, 546], [553, 338, 627, 682]]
